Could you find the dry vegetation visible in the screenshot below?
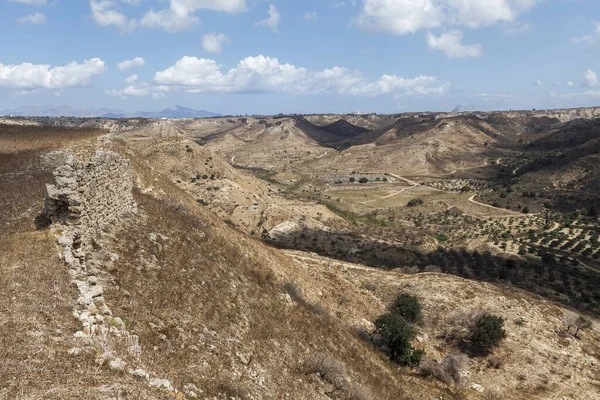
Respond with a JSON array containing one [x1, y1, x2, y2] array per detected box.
[[2, 113, 600, 400]]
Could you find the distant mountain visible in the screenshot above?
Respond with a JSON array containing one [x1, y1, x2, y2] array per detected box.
[[137, 105, 221, 119], [0, 104, 220, 119]]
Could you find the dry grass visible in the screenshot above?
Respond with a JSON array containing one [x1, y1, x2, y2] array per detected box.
[[0, 124, 102, 153], [0, 125, 163, 398]]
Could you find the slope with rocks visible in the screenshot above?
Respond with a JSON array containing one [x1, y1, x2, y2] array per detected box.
[[3, 121, 600, 400]]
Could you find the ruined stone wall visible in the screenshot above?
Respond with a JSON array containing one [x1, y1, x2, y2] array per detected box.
[[42, 150, 137, 267]]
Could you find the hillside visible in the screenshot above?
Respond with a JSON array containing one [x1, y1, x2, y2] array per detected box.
[[2, 110, 600, 399]]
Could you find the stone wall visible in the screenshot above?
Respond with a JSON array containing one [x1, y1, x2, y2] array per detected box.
[[41, 150, 137, 270]]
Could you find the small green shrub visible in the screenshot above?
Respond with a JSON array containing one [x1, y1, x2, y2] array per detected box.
[[470, 314, 506, 352], [390, 294, 422, 323], [359, 177, 369, 184], [374, 312, 424, 366]]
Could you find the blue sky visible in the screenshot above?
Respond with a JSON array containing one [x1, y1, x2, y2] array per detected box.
[[1, 0, 600, 114]]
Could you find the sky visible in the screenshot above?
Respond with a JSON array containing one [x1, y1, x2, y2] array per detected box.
[[1, 0, 600, 115]]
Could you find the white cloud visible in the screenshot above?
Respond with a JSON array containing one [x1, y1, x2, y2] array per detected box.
[[90, 0, 136, 33], [118, 57, 146, 71], [582, 69, 598, 87], [503, 21, 531, 35], [426, 30, 482, 58], [534, 80, 543, 86], [140, 7, 199, 32], [125, 74, 138, 83], [0, 58, 106, 89], [108, 54, 448, 98], [303, 11, 317, 22], [202, 33, 229, 53], [17, 12, 46, 24], [355, 0, 541, 35], [573, 21, 600, 47], [8, 0, 47, 5], [140, 0, 247, 32], [254, 4, 280, 33], [551, 91, 600, 100]]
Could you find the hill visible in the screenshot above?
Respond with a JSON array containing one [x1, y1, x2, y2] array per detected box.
[[2, 108, 600, 399]]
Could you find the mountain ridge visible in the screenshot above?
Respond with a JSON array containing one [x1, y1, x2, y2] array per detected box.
[[0, 104, 221, 119]]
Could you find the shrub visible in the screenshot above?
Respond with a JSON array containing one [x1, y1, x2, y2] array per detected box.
[[390, 294, 422, 324], [303, 353, 347, 389], [470, 314, 506, 352], [563, 313, 593, 338], [349, 177, 355, 183], [374, 312, 424, 366], [359, 177, 369, 184], [407, 199, 424, 207], [420, 353, 468, 391]]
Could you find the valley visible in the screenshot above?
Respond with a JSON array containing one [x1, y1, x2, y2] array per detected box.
[[2, 107, 600, 399]]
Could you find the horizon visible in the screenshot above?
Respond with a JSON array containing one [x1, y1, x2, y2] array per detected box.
[[3, 103, 600, 118], [2, 1, 600, 114]]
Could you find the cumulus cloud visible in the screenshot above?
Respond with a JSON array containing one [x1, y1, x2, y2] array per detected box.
[[355, 0, 541, 35], [107, 54, 448, 98], [426, 30, 482, 58], [140, 0, 247, 32], [581, 69, 598, 87], [17, 12, 46, 24], [124, 74, 138, 83], [90, 0, 136, 33], [573, 21, 600, 48], [0, 58, 106, 89], [254, 4, 280, 33], [202, 33, 229, 53], [118, 57, 146, 71]]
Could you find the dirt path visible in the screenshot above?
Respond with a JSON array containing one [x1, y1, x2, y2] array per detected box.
[[387, 173, 445, 192], [468, 194, 527, 216], [360, 186, 415, 205]]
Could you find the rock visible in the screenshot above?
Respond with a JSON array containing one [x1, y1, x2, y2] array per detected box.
[[471, 383, 484, 393], [149, 378, 174, 392], [130, 368, 150, 380], [108, 358, 127, 371], [183, 383, 200, 398], [68, 347, 83, 356]]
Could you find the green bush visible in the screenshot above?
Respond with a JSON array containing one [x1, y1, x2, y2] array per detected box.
[[470, 314, 506, 352], [391, 294, 422, 323], [359, 177, 369, 184], [374, 313, 424, 366], [407, 199, 424, 207]]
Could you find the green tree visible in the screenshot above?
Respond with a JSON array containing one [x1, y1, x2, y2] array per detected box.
[[391, 294, 422, 323], [470, 314, 506, 353], [374, 313, 424, 366]]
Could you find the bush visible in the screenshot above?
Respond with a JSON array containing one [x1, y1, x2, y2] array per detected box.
[[470, 314, 506, 352], [420, 353, 468, 391], [407, 199, 424, 207], [374, 312, 424, 366], [390, 294, 422, 323], [359, 177, 369, 184], [349, 177, 355, 183]]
